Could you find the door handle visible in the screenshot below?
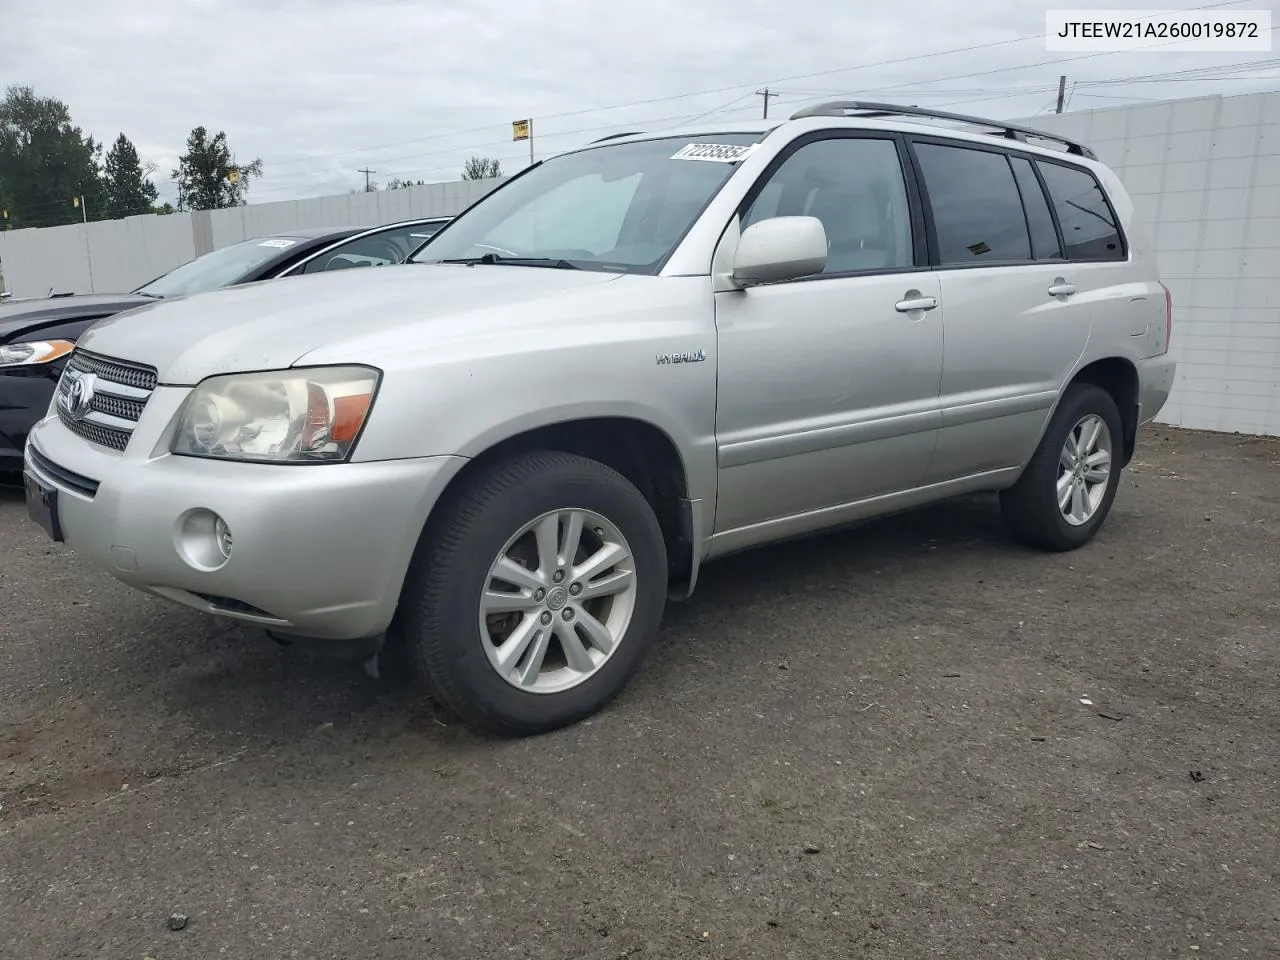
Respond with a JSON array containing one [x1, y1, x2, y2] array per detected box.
[[895, 295, 938, 313], [1048, 278, 1077, 297]]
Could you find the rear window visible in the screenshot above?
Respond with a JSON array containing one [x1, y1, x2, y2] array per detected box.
[[134, 237, 301, 298], [1035, 161, 1125, 261]]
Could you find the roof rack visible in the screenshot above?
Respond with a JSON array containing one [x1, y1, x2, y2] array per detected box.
[[789, 100, 1096, 159], [590, 131, 647, 144]]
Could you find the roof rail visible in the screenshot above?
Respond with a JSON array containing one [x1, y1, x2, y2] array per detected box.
[[590, 131, 647, 144], [789, 100, 1096, 159]]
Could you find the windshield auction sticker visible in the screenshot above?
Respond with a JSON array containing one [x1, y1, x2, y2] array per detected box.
[[670, 143, 759, 163]]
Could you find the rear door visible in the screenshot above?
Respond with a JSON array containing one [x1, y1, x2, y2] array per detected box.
[[909, 138, 1092, 482]]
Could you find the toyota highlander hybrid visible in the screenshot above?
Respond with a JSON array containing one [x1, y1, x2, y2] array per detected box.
[[23, 101, 1175, 737]]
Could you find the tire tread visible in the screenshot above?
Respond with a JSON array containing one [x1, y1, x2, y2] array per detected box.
[[1000, 383, 1123, 552], [402, 450, 665, 736]]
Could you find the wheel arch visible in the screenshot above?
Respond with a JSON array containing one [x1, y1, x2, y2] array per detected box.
[[1068, 357, 1140, 467], [424, 413, 702, 599]]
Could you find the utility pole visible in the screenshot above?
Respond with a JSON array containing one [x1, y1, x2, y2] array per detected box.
[[72, 195, 94, 291], [756, 87, 778, 119], [1055, 75, 1067, 114], [358, 167, 376, 192]]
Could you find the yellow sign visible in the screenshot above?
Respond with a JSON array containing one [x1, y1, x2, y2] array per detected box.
[[512, 119, 531, 141]]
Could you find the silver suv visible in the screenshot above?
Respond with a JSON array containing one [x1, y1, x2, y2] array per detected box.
[[24, 101, 1175, 736]]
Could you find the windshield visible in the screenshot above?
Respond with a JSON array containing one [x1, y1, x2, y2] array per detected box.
[[411, 134, 763, 274], [134, 236, 303, 298]]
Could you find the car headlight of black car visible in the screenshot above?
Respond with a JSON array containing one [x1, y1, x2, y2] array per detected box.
[[0, 340, 76, 368]]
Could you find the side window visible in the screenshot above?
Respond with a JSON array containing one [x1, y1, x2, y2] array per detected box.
[[742, 137, 914, 274], [914, 143, 1031, 264], [300, 226, 422, 274], [1035, 161, 1125, 261], [1009, 157, 1062, 260]]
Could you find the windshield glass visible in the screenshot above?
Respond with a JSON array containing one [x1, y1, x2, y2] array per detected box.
[[411, 134, 763, 274], [134, 236, 303, 298]]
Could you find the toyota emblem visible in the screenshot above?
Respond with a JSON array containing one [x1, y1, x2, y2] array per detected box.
[[65, 372, 97, 421]]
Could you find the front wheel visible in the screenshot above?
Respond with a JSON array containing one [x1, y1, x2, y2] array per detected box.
[[1000, 383, 1124, 551], [400, 451, 668, 736]]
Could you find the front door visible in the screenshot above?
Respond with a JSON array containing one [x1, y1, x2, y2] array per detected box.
[[712, 133, 944, 538]]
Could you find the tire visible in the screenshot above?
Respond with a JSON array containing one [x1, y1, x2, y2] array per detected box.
[[1000, 383, 1124, 552], [400, 451, 668, 736]]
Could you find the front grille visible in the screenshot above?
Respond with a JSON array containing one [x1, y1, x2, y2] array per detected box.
[[90, 392, 146, 421], [55, 349, 158, 452], [66, 351, 157, 391]]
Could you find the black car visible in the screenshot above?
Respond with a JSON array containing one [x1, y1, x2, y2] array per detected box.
[[0, 217, 450, 475]]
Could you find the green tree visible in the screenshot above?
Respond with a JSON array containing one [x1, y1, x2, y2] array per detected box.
[[102, 133, 158, 218], [461, 156, 502, 180], [172, 126, 262, 210], [0, 85, 106, 228], [152, 201, 175, 215]]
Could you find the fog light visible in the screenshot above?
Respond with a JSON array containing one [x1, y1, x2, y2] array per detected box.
[[214, 516, 233, 559], [176, 508, 234, 571]]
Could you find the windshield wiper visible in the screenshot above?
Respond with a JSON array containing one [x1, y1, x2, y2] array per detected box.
[[133, 291, 164, 299], [435, 253, 581, 270]]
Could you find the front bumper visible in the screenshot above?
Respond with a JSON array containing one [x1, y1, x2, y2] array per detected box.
[[25, 393, 466, 640]]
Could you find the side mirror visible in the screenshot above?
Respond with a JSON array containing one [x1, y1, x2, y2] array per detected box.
[[731, 216, 827, 287]]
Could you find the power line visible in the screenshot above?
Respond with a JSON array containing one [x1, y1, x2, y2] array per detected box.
[[259, 69, 1269, 194], [249, 66, 1276, 198], [257, 0, 1256, 175], [9, 2, 1272, 217], [346, 87, 1059, 189]]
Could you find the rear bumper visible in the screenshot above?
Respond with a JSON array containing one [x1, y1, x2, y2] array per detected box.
[[1136, 353, 1176, 426], [26, 405, 468, 640]]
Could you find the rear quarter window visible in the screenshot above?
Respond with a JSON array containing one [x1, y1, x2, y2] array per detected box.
[[1035, 161, 1125, 261]]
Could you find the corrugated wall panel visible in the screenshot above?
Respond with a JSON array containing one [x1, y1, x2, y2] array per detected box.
[[1024, 91, 1280, 436]]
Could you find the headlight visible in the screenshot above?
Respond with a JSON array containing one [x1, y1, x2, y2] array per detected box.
[[0, 340, 76, 368], [171, 365, 380, 463]]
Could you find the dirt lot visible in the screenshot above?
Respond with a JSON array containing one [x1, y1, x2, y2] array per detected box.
[[1, 427, 1278, 959]]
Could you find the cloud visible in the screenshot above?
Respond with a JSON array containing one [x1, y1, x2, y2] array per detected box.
[[6, 0, 1275, 204]]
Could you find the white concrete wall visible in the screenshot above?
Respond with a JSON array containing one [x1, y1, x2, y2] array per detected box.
[[1019, 92, 1280, 437], [0, 176, 506, 299]]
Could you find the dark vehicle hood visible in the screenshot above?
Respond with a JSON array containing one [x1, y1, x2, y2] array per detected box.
[[0, 293, 154, 343]]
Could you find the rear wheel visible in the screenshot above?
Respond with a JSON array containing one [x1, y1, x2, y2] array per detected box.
[[1000, 383, 1123, 551], [400, 451, 667, 736]]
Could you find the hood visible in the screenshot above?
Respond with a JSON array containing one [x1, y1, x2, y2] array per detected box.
[[77, 265, 622, 384], [0, 293, 156, 343]]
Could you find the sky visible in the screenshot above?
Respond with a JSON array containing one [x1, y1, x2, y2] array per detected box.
[[5, 0, 1278, 206]]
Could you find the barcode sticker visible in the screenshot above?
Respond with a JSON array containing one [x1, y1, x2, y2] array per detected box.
[[670, 143, 758, 163]]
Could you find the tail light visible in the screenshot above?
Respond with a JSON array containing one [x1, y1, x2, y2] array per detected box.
[[1158, 281, 1173, 354]]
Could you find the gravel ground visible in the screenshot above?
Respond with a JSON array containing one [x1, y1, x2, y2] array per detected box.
[[1, 426, 1278, 959]]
